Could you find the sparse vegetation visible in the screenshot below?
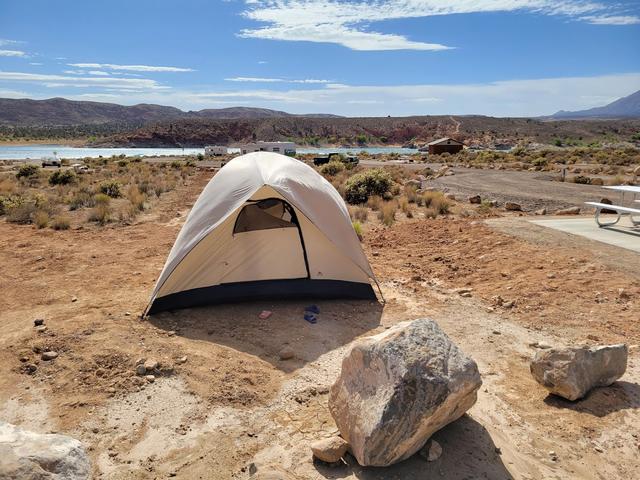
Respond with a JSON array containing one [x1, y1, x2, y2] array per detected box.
[[344, 169, 393, 204], [319, 160, 345, 176], [49, 169, 76, 186], [16, 164, 40, 179], [52, 215, 71, 230], [99, 180, 123, 198]]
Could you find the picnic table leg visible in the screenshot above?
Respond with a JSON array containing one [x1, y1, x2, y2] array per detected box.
[[595, 208, 621, 227]]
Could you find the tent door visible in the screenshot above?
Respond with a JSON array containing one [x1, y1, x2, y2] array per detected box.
[[222, 198, 310, 283]]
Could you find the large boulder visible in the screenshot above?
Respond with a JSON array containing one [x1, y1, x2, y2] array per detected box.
[[329, 319, 482, 466], [0, 422, 90, 480], [530, 344, 628, 401]]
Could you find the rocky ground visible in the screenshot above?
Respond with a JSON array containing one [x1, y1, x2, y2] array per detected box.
[[1, 168, 639, 479]]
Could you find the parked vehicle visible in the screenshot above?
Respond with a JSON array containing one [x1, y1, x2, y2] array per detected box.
[[41, 156, 61, 167]]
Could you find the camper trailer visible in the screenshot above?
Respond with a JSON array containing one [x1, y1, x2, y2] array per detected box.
[[204, 145, 228, 156], [239, 141, 296, 156]]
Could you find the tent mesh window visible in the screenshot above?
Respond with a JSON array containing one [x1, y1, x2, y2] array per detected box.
[[233, 198, 297, 234]]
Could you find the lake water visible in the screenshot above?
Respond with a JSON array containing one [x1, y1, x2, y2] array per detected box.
[[0, 144, 419, 160]]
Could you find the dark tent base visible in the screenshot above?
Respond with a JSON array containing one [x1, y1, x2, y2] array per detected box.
[[147, 278, 377, 314]]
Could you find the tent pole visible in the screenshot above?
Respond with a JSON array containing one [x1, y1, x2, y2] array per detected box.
[[373, 277, 385, 304]]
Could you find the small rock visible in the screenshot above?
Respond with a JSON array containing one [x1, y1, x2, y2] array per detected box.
[[549, 450, 558, 461], [534, 208, 547, 215], [124, 311, 131, 316], [145, 375, 155, 383], [556, 206, 580, 215], [419, 439, 442, 462], [34, 319, 45, 327], [505, 202, 522, 211], [24, 363, 37, 374], [310, 436, 348, 463], [135, 364, 146, 376], [492, 330, 501, 335], [468, 195, 481, 204], [537, 341, 552, 349], [144, 359, 159, 371], [41, 351, 59, 361], [279, 346, 295, 360], [594, 446, 603, 453], [167, 330, 176, 336], [530, 344, 628, 401], [546, 273, 556, 279], [176, 356, 188, 365], [71, 296, 78, 302], [35, 325, 48, 333], [444, 193, 456, 200]]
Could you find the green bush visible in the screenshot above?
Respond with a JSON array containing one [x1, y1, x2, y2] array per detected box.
[[16, 164, 40, 179], [320, 160, 345, 176], [99, 180, 122, 198], [344, 169, 393, 204], [49, 169, 76, 185]]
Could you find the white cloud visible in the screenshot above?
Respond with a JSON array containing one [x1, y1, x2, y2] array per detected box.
[[0, 39, 23, 47], [88, 70, 110, 76], [0, 49, 26, 57], [68, 62, 194, 72], [0, 71, 167, 90], [29, 62, 43, 66], [225, 76, 331, 83], [582, 15, 640, 25], [52, 72, 640, 117], [240, 1, 638, 51]]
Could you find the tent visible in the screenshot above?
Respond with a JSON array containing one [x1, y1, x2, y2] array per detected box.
[[145, 152, 379, 314]]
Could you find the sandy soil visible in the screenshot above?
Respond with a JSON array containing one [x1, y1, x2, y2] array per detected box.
[[1, 169, 638, 479]]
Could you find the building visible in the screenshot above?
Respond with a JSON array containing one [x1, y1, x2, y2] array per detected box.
[[427, 137, 464, 155], [204, 145, 228, 156], [239, 141, 296, 156]]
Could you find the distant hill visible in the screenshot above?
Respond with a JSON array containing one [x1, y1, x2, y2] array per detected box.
[[550, 90, 640, 119], [0, 97, 341, 126]]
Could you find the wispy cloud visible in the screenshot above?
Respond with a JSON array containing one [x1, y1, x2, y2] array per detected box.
[[240, 1, 638, 51], [0, 50, 27, 57], [582, 15, 640, 25], [0, 71, 167, 90], [225, 76, 331, 84], [55, 72, 640, 117], [68, 62, 194, 72], [0, 39, 24, 47]]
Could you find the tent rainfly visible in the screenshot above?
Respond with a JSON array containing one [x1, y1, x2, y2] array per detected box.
[[145, 152, 379, 314]]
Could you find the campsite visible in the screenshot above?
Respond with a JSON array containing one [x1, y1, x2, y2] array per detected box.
[[1, 2, 640, 478], [0, 150, 639, 479]]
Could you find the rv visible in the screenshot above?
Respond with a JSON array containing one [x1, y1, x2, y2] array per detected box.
[[204, 145, 228, 156], [239, 141, 296, 156]]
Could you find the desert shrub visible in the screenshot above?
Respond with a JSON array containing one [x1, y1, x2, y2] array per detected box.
[[52, 215, 71, 230], [185, 160, 196, 167], [377, 201, 397, 226], [0, 177, 16, 195], [99, 180, 122, 198], [49, 169, 76, 185], [16, 164, 39, 179], [404, 185, 420, 204], [6, 200, 37, 224], [590, 177, 604, 186], [398, 197, 413, 218], [572, 175, 592, 185], [352, 220, 363, 240], [607, 174, 625, 186], [88, 200, 111, 225], [478, 199, 494, 215], [422, 191, 450, 215], [127, 185, 146, 212], [351, 205, 368, 222], [345, 169, 392, 204], [117, 159, 129, 168], [34, 210, 49, 229], [170, 160, 183, 169], [197, 153, 204, 161], [320, 161, 345, 176], [69, 187, 96, 210], [424, 207, 438, 219], [366, 195, 383, 211]]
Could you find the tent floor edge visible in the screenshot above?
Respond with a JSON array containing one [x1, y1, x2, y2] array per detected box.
[[147, 278, 377, 314]]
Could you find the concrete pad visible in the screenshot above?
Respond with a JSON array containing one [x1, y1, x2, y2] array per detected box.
[[530, 216, 640, 253]]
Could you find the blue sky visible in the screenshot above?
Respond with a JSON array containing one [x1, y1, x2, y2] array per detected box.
[[0, 0, 639, 116]]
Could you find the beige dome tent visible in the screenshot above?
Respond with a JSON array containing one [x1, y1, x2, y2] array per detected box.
[[146, 152, 379, 314]]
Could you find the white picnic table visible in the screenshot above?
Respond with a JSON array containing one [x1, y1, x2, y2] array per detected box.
[[585, 185, 640, 227]]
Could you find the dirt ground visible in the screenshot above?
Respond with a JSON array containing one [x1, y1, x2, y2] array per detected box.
[[1, 168, 639, 479]]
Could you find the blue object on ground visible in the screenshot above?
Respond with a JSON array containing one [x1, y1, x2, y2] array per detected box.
[[305, 304, 320, 314], [304, 312, 317, 324]]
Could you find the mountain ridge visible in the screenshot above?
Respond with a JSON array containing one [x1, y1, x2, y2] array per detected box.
[[0, 97, 342, 126], [549, 90, 640, 119]]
